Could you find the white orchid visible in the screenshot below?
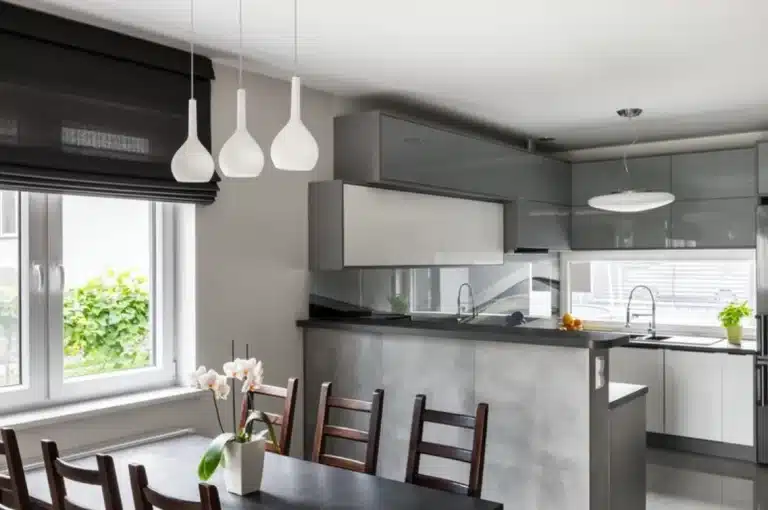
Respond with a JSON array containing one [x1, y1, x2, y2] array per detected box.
[[215, 375, 231, 400], [223, 357, 259, 380], [188, 366, 207, 388], [242, 360, 264, 392], [197, 369, 220, 390]]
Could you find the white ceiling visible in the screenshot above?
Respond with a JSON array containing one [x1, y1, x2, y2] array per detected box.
[[10, 0, 768, 149]]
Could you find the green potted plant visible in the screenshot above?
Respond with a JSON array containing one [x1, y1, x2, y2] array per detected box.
[[718, 300, 752, 345], [388, 294, 409, 314]]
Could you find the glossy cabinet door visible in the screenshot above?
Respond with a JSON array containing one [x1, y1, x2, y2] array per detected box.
[[671, 148, 756, 199], [572, 156, 671, 206], [668, 198, 756, 248], [379, 114, 531, 199], [610, 347, 664, 433], [759, 143, 768, 196], [505, 200, 570, 251], [526, 157, 571, 205], [664, 350, 722, 442], [721, 354, 755, 446], [571, 206, 669, 250], [342, 184, 504, 267]]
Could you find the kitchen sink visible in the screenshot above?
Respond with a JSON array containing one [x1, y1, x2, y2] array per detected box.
[[628, 334, 672, 341]]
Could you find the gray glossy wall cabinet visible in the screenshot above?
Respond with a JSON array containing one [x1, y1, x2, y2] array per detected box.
[[334, 111, 571, 205], [571, 206, 669, 250], [759, 142, 768, 195], [572, 156, 671, 206], [504, 200, 570, 251], [671, 148, 756, 199], [668, 198, 757, 248]]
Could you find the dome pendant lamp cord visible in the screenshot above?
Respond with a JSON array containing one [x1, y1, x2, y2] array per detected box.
[[238, 0, 243, 88], [190, 0, 195, 100], [622, 117, 639, 189]]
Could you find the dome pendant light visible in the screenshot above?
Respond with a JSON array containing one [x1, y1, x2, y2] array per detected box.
[[218, 0, 265, 178], [587, 108, 675, 213], [270, 0, 319, 172], [171, 0, 215, 183]]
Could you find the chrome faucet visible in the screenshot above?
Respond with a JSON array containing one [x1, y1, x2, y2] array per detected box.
[[625, 285, 657, 336], [457, 283, 477, 323]]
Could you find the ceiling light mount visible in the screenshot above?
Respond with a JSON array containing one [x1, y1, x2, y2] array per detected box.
[[617, 108, 643, 119]]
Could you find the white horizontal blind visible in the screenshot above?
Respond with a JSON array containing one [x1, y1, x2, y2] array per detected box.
[[568, 252, 755, 330]]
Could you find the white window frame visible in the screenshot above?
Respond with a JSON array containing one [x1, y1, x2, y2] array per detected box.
[[0, 190, 18, 238], [0, 193, 178, 414], [560, 249, 756, 339]]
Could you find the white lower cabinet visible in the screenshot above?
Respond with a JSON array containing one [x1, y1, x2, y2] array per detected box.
[[610, 347, 664, 433], [722, 354, 755, 446], [664, 350, 723, 441]]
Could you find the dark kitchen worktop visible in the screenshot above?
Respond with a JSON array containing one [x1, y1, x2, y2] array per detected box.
[[296, 316, 631, 349], [609, 382, 649, 410], [624, 337, 757, 355]]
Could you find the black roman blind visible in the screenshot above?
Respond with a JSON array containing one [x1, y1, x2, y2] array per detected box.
[[0, 1, 218, 204]]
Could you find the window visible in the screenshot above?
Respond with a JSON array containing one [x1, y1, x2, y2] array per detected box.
[[0, 190, 17, 237], [0, 191, 176, 412], [561, 250, 755, 336]]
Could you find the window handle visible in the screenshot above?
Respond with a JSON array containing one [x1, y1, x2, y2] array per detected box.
[[56, 264, 65, 291], [32, 263, 44, 293]]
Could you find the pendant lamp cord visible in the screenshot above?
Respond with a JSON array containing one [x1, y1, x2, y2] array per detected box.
[[623, 116, 639, 177], [238, 0, 243, 88], [294, 0, 298, 73], [190, 0, 195, 99]]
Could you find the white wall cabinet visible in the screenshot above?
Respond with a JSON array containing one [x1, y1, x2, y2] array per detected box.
[[610, 347, 664, 433], [664, 350, 723, 442], [309, 181, 504, 270], [722, 354, 755, 446]]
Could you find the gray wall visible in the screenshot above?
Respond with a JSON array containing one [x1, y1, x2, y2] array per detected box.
[[7, 63, 352, 462]]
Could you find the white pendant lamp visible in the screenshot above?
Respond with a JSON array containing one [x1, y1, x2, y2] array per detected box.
[[270, 0, 319, 172], [172, 0, 215, 183], [218, 0, 264, 178], [588, 108, 675, 213]]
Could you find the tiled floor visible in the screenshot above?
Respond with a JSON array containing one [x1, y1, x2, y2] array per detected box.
[[647, 449, 759, 509]]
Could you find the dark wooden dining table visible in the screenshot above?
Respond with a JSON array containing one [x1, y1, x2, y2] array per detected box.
[[18, 434, 503, 510]]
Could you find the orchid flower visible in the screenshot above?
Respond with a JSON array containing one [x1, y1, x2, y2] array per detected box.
[[197, 369, 221, 390], [241, 361, 263, 393], [222, 360, 239, 379], [188, 366, 207, 388]]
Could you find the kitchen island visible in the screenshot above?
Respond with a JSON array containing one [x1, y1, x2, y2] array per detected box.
[[299, 317, 643, 510]]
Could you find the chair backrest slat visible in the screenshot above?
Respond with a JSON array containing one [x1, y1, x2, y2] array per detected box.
[[423, 409, 476, 429], [54, 460, 101, 485], [0, 428, 32, 510], [412, 473, 469, 496], [317, 454, 365, 473], [250, 378, 298, 456], [312, 382, 384, 475], [41, 440, 123, 510], [418, 441, 473, 463], [327, 396, 372, 412], [129, 464, 220, 510], [405, 395, 489, 498], [323, 425, 369, 443]]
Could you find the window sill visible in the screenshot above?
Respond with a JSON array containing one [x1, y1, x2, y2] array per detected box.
[[0, 387, 205, 431]]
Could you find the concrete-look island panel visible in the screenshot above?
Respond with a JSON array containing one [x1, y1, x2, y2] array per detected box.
[[300, 320, 643, 510]]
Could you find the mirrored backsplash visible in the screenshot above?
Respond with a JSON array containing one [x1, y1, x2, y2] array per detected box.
[[310, 253, 560, 320]]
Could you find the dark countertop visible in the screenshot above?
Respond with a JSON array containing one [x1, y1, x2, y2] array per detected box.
[[625, 338, 757, 355], [297, 316, 631, 349], [609, 382, 649, 410]]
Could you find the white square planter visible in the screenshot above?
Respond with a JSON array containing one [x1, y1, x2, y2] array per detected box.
[[223, 439, 265, 495]]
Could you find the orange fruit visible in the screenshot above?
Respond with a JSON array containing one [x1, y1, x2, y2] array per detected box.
[[562, 313, 575, 327], [573, 318, 583, 328]]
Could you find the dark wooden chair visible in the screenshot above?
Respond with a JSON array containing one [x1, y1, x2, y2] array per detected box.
[[249, 377, 299, 455], [311, 382, 384, 475], [41, 440, 122, 510], [129, 464, 220, 510], [405, 394, 489, 498], [0, 428, 32, 510]]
